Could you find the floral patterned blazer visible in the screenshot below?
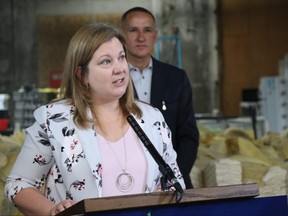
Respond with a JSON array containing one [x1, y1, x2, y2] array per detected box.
[[5, 100, 185, 205]]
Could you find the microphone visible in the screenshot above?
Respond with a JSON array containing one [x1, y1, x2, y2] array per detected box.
[[127, 115, 183, 203]]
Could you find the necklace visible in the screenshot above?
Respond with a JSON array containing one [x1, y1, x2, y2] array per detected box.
[[105, 132, 135, 192]]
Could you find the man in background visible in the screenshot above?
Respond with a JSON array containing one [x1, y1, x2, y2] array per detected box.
[[121, 7, 199, 189]]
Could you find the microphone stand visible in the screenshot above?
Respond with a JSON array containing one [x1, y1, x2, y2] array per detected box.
[[127, 115, 184, 203]]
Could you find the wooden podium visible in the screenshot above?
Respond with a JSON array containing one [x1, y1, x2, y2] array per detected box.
[[57, 183, 288, 216]]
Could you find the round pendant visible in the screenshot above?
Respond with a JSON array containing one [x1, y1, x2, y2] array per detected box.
[[116, 172, 134, 192]]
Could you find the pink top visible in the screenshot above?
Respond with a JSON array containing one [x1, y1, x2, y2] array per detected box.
[[97, 126, 148, 197]]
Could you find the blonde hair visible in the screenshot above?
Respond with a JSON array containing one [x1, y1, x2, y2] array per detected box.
[[59, 23, 142, 128]]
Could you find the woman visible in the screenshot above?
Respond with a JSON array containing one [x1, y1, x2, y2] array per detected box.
[[4, 23, 185, 216]]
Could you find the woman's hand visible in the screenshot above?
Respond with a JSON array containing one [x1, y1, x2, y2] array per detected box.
[[49, 199, 76, 216]]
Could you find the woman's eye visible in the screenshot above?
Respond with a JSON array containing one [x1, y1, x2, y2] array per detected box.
[[119, 55, 126, 61], [101, 59, 111, 65]]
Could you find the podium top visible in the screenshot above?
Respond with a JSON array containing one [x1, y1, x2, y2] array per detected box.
[[57, 183, 259, 216]]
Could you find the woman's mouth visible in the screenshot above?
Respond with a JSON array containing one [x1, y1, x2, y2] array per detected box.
[[112, 78, 124, 84]]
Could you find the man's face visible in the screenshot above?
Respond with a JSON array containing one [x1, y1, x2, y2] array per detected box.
[[122, 11, 158, 60]]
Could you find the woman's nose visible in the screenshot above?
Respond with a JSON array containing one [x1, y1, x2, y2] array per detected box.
[[113, 60, 127, 74]]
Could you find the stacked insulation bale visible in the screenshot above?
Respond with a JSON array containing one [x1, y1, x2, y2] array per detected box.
[[191, 125, 288, 196]]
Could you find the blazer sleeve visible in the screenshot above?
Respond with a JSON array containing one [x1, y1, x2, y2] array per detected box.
[[176, 69, 199, 176], [5, 105, 54, 204], [151, 58, 199, 188]]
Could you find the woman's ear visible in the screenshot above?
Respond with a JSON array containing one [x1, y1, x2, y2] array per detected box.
[[77, 66, 89, 88], [76, 66, 82, 80]]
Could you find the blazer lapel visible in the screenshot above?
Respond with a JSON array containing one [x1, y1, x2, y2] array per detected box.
[[151, 58, 166, 106], [72, 111, 103, 195], [132, 113, 159, 191]]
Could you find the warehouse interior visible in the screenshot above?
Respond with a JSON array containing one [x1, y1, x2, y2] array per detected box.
[[0, 0, 288, 214]]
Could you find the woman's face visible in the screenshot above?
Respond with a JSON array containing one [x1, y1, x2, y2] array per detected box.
[[84, 37, 129, 103]]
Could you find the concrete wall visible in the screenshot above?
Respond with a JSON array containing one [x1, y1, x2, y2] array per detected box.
[[0, 0, 218, 119], [0, 0, 37, 119]]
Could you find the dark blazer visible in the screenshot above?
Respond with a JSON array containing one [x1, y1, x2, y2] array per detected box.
[[133, 57, 199, 188]]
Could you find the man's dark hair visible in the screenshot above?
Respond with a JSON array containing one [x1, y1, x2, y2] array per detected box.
[[121, 7, 156, 25]]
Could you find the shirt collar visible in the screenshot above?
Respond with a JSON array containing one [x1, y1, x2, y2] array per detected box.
[[129, 58, 153, 72]]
